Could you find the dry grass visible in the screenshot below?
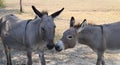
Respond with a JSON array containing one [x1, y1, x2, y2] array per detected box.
[[1, 0, 120, 65]]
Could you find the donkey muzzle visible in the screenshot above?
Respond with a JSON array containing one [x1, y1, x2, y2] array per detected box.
[[55, 40, 64, 52], [55, 45, 62, 52], [47, 43, 55, 50]]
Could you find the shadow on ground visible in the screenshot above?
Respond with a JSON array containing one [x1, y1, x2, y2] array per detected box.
[[0, 8, 20, 16]]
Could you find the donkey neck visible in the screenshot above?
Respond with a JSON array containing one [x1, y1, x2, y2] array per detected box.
[[34, 17, 48, 43], [77, 25, 103, 48], [28, 17, 43, 43]]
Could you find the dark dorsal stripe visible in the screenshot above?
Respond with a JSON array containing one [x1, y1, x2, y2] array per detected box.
[[99, 25, 105, 49], [24, 19, 32, 46], [100, 25, 103, 35], [25, 19, 32, 30], [0, 18, 3, 36]]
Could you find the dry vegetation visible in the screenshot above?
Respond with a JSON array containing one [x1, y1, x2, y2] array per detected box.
[[1, 0, 120, 65]]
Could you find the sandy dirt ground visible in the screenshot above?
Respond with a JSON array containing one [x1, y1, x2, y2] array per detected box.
[[1, 0, 120, 65]]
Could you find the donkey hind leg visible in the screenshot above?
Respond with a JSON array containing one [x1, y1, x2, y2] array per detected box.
[[39, 51, 46, 65], [3, 44, 12, 65], [96, 51, 105, 65], [27, 50, 32, 65]]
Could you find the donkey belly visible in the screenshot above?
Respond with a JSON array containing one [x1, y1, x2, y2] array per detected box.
[[106, 38, 120, 53], [106, 49, 120, 54], [3, 38, 26, 50]]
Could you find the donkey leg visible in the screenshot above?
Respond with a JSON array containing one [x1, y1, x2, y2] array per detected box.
[[27, 50, 32, 65], [3, 44, 12, 65], [96, 51, 105, 65], [39, 51, 46, 65], [101, 55, 105, 65]]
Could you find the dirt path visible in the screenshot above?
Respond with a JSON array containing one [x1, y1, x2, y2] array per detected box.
[[1, 0, 120, 65]]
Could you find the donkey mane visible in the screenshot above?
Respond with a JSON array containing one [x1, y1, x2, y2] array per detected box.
[[41, 11, 48, 15], [74, 23, 81, 29], [74, 23, 102, 29], [34, 11, 48, 19], [88, 23, 102, 26]]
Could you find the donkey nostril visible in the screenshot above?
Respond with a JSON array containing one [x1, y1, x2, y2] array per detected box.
[[55, 45, 59, 49], [47, 44, 55, 50], [55, 45, 62, 52]]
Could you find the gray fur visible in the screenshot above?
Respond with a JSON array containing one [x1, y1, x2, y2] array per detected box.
[[55, 17, 120, 65], [0, 6, 64, 65]]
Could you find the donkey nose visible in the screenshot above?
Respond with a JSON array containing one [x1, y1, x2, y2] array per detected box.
[[47, 43, 55, 50], [55, 45, 62, 52]]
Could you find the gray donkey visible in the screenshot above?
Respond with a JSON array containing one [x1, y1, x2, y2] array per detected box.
[[55, 17, 120, 65], [0, 5, 64, 65]]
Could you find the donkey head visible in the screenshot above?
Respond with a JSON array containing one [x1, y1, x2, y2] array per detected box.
[[55, 17, 87, 51], [32, 6, 64, 50]]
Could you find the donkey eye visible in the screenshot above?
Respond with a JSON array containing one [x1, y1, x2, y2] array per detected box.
[[67, 35, 73, 40]]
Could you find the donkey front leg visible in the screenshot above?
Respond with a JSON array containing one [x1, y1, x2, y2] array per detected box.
[[27, 50, 32, 65], [96, 51, 105, 65], [39, 51, 46, 65], [3, 44, 12, 65]]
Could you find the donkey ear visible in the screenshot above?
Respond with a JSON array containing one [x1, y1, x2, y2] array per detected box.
[[51, 8, 64, 18], [70, 16, 75, 27], [77, 19, 87, 33], [32, 5, 42, 17]]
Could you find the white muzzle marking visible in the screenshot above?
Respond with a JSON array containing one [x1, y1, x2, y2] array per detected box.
[[57, 40, 65, 50]]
